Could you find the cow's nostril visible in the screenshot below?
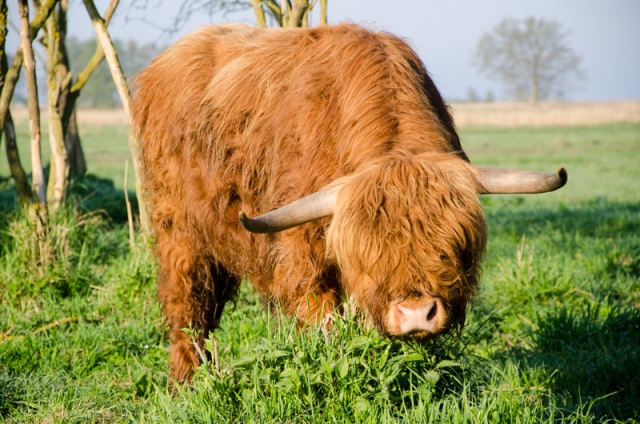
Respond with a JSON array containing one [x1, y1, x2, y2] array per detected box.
[[426, 301, 437, 321], [391, 297, 448, 337]]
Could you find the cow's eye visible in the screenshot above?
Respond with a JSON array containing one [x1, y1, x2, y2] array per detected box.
[[405, 290, 422, 300]]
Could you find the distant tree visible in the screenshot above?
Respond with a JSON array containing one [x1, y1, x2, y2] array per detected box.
[[119, 39, 165, 76], [466, 87, 479, 102], [66, 37, 163, 108], [484, 90, 495, 102], [473, 17, 584, 103], [66, 37, 118, 108]]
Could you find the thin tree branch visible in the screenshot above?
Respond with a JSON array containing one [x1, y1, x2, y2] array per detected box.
[[83, 0, 131, 116], [124, 160, 135, 251], [83, 0, 150, 233], [263, 0, 283, 26], [70, 0, 119, 94], [251, 0, 266, 28]]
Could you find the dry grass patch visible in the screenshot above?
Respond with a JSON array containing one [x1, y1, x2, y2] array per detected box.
[[451, 101, 640, 128], [8, 101, 640, 128]]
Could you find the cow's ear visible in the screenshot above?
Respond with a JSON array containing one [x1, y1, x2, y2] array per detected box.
[[474, 166, 567, 194]]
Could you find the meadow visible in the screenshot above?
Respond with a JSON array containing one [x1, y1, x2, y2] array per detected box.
[[0, 120, 639, 422]]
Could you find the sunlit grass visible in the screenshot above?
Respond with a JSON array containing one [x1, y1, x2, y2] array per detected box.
[[1, 123, 638, 422]]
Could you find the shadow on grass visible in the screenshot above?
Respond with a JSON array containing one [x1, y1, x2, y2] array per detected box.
[[512, 305, 639, 421], [0, 173, 138, 227], [483, 196, 640, 243], [70, 174, 139, 224], [482, 199, 640, 420]]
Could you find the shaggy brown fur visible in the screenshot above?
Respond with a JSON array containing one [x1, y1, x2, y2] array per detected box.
[[131, 23, 487, 383]]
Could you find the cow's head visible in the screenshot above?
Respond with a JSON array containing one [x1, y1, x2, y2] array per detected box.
[[240, 155, 567, 339]]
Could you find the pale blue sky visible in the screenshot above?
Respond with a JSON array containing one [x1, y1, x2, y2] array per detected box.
[[24, 1, 640, 101]]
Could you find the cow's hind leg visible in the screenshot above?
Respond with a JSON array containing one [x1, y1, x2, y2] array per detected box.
[[157, 237, 238, 383]]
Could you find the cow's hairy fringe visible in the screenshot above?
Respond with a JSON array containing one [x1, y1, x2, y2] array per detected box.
[[326, 152, 487, 331]]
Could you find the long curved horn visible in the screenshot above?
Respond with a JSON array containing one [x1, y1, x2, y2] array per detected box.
[[475, 166, 568, 194], [239, 186, 339, 233]]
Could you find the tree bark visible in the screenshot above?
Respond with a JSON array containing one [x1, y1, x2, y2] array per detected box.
[[290, 0, 308, 27], [64, 108, 86, 176], [0, 0, 57, 137], [251, 0, 267, 28], [1, 0, 8, 154], [45, 5, 69, 209], [1, 2, 30, 206], [4, 110, 31, 206], [255, 0, 324, 28], [83, 0, 149, 233], [319, 0, 327, 25], [56, 0, 86, 178], [60, 0, 119, 178], [262, 0, 283, 26], [19, 0, 48, 219]]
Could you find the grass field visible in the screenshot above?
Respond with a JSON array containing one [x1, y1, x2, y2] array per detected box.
[[0, 121, 639, 422]]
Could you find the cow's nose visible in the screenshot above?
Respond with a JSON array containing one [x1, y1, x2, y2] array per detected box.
[[394, 298, 447, 335]]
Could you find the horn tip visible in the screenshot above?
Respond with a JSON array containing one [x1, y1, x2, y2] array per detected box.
[[239, 211, 251, 231], [557, 167, 568, 187], [239, 211, 271, 233]]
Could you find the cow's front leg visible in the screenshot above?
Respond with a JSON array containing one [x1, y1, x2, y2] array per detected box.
[[156, 232, 238, 384]]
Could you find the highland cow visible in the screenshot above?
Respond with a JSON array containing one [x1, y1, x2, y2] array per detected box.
[[131, 23, 567, 382]]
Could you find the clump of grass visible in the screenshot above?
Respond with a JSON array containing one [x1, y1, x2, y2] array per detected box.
[[2, 206, 108, 299], [136, 300, 472, 423], [198, 310, 460, 421], [0, 173, 138, 301]]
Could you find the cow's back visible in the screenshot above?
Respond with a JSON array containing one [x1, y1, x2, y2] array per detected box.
[[131, 23, 464, 280]]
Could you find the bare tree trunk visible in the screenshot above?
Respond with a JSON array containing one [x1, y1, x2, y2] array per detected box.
[[64, 108, 86, 176], [251, 0, 267, 28], [279, 0, 289, 26], [45, 5, 69, 210], [261, 0, 283, 26], [290, 0, 308, 27], [83, 0, 149, 233], [56, 0, 87, 178], [253, 0, 325, 28], [0, 0, 57, 136], [19, 0, 48, 224], [4, 111, 31, 206], [1, 50, 31, 206], [61, 0, 118, 178], [1, 0, 9, 154], [319, 0, 327, 25], [1, 2, 31, 207]]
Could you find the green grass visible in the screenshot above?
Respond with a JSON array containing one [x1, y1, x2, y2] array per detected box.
[[1, 123, 639, 422]]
